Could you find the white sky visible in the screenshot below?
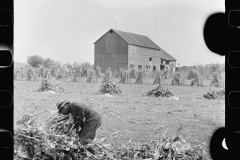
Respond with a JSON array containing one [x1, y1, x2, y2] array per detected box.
[[14, 0, 225, 66]]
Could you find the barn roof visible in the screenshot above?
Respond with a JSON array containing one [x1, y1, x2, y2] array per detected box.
[[94, 29, 161, 50], [160, 50, 176, 61]]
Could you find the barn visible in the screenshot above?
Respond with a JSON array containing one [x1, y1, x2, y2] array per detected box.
[[94, 29, 177, 74]]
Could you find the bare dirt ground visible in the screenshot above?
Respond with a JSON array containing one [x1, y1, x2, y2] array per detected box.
[[14, 78, 225, 151]]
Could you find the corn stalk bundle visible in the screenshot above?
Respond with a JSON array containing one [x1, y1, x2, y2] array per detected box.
[[162, 69, 168, 79], [203, 88, 225, 99], [211, 68, 223, 87], [27, 68, 36, 81], [130, 69, 136, 78], [171, 72, 184, 86], [99, 81, 122, 95], [153, 71, 162, 85], [102, 68, 113, 83], [86, 69, 98, 83], [187, 69, 203, 86], [95, 66, 101, 78], [43, 70, 51, 80], [135, 70, 144, 84], [147, 85, 174, 98], [38, 78, 64, 93], [119, 70, 130, 84]]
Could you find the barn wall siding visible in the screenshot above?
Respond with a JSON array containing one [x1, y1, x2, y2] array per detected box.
[[128, 45, 161, 70], [94, 31, 128, 72]]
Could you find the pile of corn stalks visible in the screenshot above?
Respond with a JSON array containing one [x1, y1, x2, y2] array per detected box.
[[38, 78, 64, 93], [99, 81, 122, 95], [171, 72, 184, 86], [147, 85, 174, 98], [203, 88, 225, 99], [14, 108, 209, 160]]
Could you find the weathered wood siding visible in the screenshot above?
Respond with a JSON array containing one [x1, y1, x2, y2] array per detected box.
[[128, 45, 161, 70], [94, 31, 128, 72]]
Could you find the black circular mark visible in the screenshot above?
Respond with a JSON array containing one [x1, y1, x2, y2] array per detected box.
[[209, 127, 228, 160], [203, 12, 226, 56]]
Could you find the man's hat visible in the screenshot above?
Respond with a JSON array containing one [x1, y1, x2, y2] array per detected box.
[[56, 100, 70, 111]]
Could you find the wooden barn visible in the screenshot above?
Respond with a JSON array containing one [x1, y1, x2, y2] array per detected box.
[[94, 29, 177, 74]]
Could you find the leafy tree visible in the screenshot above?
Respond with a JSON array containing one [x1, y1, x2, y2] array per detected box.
[[42, 58, 55, 68], [27, 55, 43, 68]]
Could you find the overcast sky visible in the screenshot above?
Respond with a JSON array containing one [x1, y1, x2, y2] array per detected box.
[[14, 0, 225, 66]]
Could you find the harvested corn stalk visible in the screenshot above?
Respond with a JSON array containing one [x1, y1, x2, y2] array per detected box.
[[203, 88, 225, 99], [102, 68, 113, 83], [171, 72, 184, 85], [37, 78, 64, 93], [211, 68, 223, 87], [187, 69, 203, 86], [119, 70, 130, 84], [86, 69, 98, 83], [153, 70, 162, 85], [14, 109, 210, 160], [147, 85, 174, 98], [135, 70, 144, 84], [99, 81, 122, 95], [129, 69, 136, 78]]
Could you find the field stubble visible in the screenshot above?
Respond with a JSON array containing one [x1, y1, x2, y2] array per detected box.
[[14, 78, 224, 151]]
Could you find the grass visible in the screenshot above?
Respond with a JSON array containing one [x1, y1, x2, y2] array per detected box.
[[14, 78, 224, 155]]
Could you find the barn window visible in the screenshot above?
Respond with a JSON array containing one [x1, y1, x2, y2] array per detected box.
[[110, 30, 113, 33], [166, 61, 169, 64], [149, 57, 152, 61], [138, 65, 142, 69], [161, 59, 164, 64], [153, 66, 157, 71], [130, 64, 134, 68]]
